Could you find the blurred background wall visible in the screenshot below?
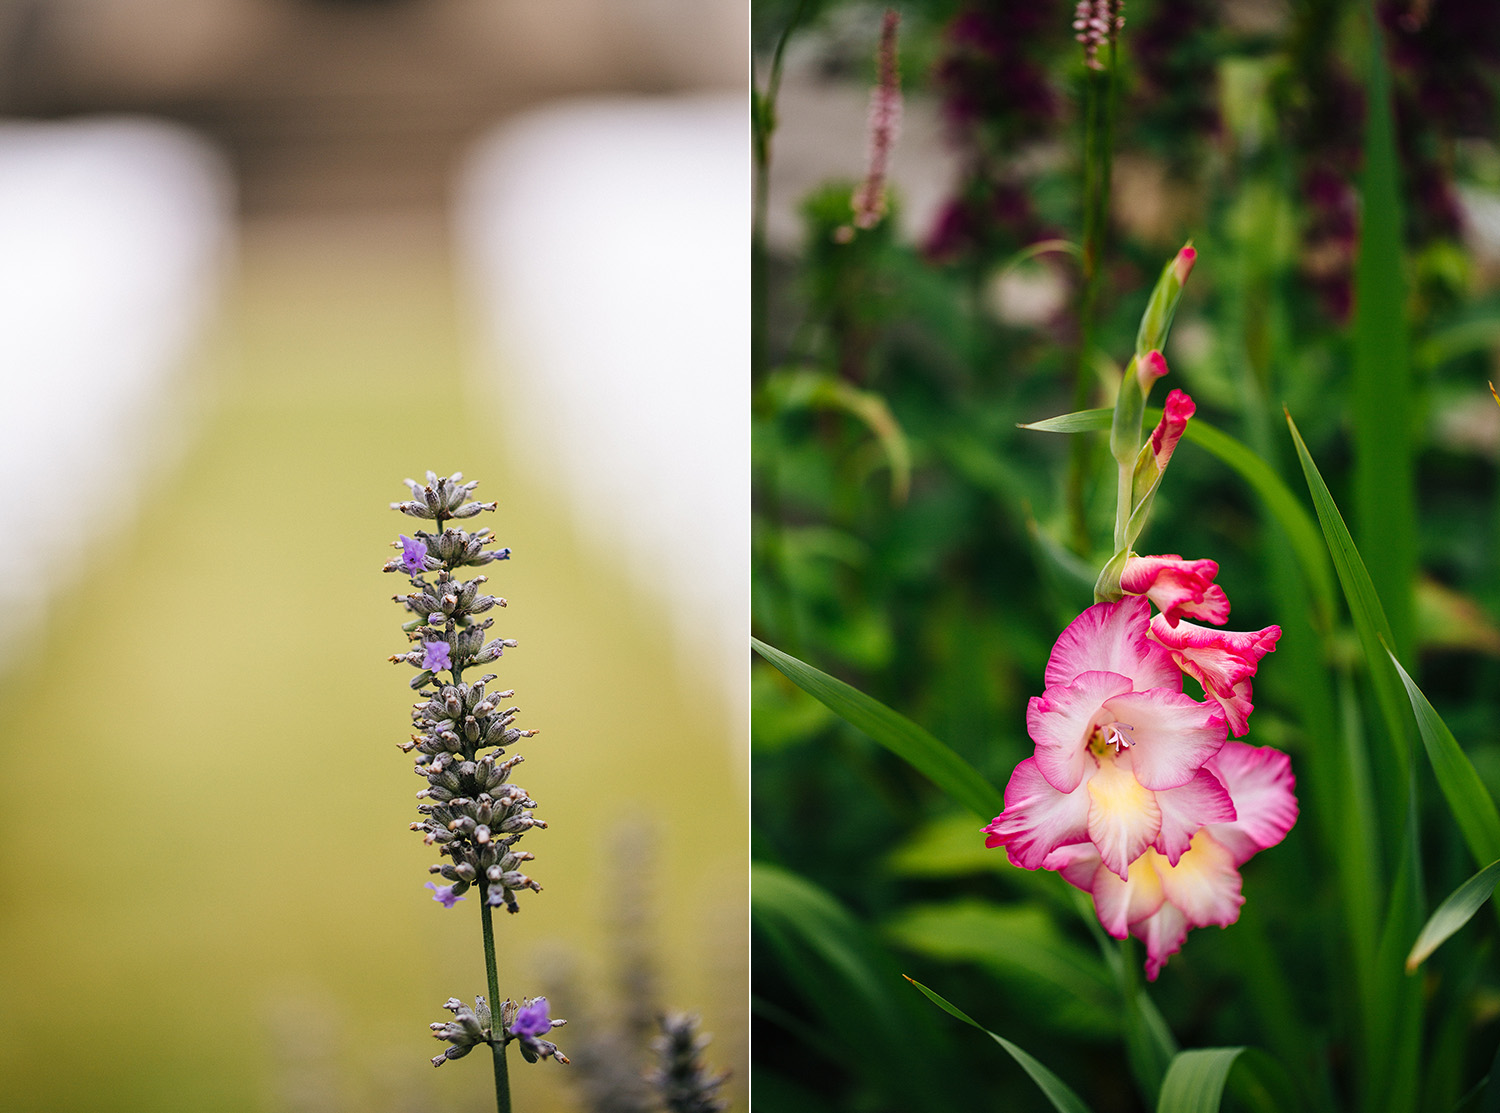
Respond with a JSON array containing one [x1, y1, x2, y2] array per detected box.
[[0, 2, 747, 1111]]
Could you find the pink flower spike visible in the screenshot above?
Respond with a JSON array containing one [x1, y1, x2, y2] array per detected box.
[[1121, 554, 1230, 627], [1172, 245, 1197, 286], [1149, 389, 1195, 475]]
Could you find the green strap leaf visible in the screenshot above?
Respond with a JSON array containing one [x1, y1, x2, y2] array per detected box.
[[1157, 1048, 1245, 1113], [752, 638, 1005, 819], [904, 976, 1096, 1113], [1285, 410, 1413, 773], [1386, 649, 1500, 866], [1352, 0, 1416, 662], [1155, 1047, 1303, 1113], [1407, 859, 1500, 971]]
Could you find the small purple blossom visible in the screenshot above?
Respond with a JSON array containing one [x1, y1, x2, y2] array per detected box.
[[425, 881, 466, 908], [422, 640, 452, 672], [510, 998, 553, 1039], [399, 534, 428, 575]]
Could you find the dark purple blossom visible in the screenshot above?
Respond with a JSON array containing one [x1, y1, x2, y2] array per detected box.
[[422, 640, 451, 672], [400, 534, 428, 575], [511, 998, 554, 1038], [425, 881, 466, 908]]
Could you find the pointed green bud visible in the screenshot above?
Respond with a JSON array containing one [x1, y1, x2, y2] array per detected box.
[[1135, 243, 1196, 361]]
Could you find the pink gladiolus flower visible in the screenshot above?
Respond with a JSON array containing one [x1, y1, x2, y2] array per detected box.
[[983, 597, 1228, 879], [1121, 554, 1230, 627], [1149, 615, 1281, 737], [1149, 389, 1195, 475], [1045, 741, 1297, 979]]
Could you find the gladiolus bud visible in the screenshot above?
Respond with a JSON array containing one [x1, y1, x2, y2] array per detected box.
[[1135, 243, 1196, 360]]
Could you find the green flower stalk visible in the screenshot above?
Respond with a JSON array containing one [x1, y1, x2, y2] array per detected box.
[[384, 471, 568, 1111]]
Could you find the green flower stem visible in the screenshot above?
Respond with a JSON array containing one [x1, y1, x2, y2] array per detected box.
[[1066, 46, 1121, 554], [479, 881, 512, 1113]]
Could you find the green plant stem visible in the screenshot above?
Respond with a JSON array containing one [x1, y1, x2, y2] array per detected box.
[[1066, 48, 1119, 554], [479, 882, 512, 1113]]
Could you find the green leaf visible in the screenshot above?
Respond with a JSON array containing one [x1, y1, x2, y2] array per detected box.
[[1156, 1048, 1302, 1113], [904, 976, 1096, 1113], [764, 368, 912, 502], [752, 863, 940, 1105], [1387, 649, 1500, 866], [1285, 410, 1413, 775], [1407, 859, 1500, 971], [884, 901, 1118, 1035], [1157, 1048, 1246, 1113], [751, 638, 1005, 819], [1351, 0, 1416, 661]]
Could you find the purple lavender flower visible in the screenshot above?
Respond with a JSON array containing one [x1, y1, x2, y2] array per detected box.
[[400, 534, 428, 575], [425, 881, 466, 908], [510, 998, 554, 1039], [422, 640, 452, 672]]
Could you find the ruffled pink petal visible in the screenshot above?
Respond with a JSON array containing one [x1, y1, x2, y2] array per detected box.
[[1120, 555, 1231, 627], [1028, 671, 1133, 793], [1156, 831, 1244, 928], [1131, 900, 1189, 981], [1086, 757, 1162, 879], [1209, 677, 1254, 738], [983, 757, 1093, 870], [1088, 851, 1166, 937], [1042, 843, 1100, 889], [1045, 597, 1180, 694], [1149, 615, 1278, 696], [1100, 688, 1226, 791], [1152, 767, 1236, 865], [1205, 741, 1299, 864]]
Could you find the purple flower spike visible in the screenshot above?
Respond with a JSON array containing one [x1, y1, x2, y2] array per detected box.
[[510, 998, 553, 1038], [399, 534, 428, 575], [422, 640, 452, 672], [425, 881, 466, 908]]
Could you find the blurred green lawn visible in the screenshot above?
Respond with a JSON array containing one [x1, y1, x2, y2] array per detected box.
[[0, 219, 747, 1113]]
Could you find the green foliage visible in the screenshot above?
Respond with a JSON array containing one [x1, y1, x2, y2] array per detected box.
[[753, 0, 1500, 1109]]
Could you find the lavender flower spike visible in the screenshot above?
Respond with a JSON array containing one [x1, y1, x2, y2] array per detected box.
[[385, 471, 565, 1091]]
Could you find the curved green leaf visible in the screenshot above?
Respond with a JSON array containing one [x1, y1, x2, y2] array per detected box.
[[1407, 859, 1500, 971], [752, 863, 941, 1106], [1386, 649, 1500, 866], [1285, 411, 1413, 773], [1155, 1047, 1301, 1113], [1157, 1048, 1246, 1113], [752, 637, 1005, 819], [904, 976, 1095, 1113]]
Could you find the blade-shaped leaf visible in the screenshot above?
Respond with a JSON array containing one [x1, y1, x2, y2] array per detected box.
[[904, 976, 1096, 1113], [1156, 1047, 1302, 1113], [1387, 649, 1500, 866], [1352, 0, 1416, 662], [1285, 410, 1413, 773], [1157, 1048, 1245, 1113], [752, 638, 1005, 819], [1406, 859, 1500, 971]]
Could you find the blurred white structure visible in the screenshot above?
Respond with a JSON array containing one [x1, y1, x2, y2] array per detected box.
[[456, 95, 749, 726], [0, 118, 233, 659]]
